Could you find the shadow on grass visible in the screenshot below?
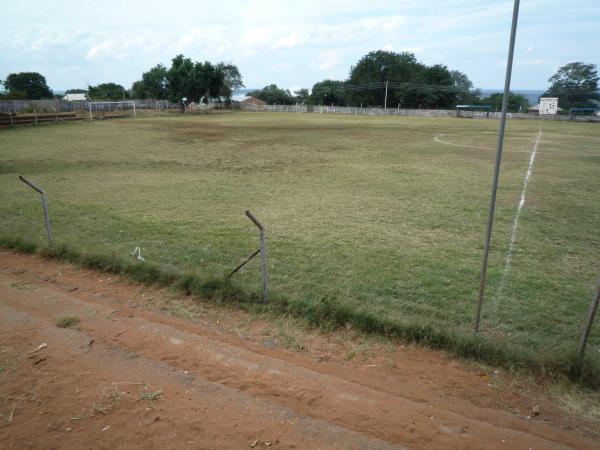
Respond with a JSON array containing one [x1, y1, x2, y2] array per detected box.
[[1, 236, 598, 389]]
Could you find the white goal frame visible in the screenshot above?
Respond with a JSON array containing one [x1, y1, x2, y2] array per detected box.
[[88, 101, 137, 121]]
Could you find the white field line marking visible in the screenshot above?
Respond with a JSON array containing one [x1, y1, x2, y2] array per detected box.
[[433, 134, 492, 151], [491, 128, 543, 314], [433, 133, 600, 158]]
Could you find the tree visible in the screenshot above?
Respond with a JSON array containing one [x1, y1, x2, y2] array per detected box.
[[88, 83, 128, 100], [344, 51, 466, 108], [310, 80, 347, 106], [348, 51, 423, 107], [415, 64, 455, 108], [131, 81, 146, 99], [248, 84, 295, 105], [543, 62, 600, 110], [3, 72, 53, 99], [131, 64, 168, 99], [218, 63, 244, 101], [450, 70, 480, 104], [294, 88, 311, 104], [166, 55, 196, 102], [478, 92, 530, 113]]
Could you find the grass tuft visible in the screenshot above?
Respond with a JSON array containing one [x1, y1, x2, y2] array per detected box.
[[0, 236, 38, 254], [55, 315, 80, 329]]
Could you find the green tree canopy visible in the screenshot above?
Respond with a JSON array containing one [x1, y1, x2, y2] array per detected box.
[[218, 63, 244, 100], [310, 80, 348, 106], [131, 64, 168, 99], [3, 72, 53, 99], [162, 55, 241, 103], [248, 84, 295, 105], [450, 70, 480, 104], [166, 55, 195, 102], [88, 83, 128, 100], [294, 88, 310, 104], [311, 50, 475, 108], [347, 51, 423, 107], [476, 92, 530, 113], [543, 62, 600, 110]]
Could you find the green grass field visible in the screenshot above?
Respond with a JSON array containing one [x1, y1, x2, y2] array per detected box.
[[1, 112, 599, 382]]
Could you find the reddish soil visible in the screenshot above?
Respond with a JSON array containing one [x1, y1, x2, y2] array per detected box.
[[0, 250, 598, 449]]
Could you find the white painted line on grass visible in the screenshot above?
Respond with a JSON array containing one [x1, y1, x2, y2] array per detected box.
[[492, 128, 543, 313], [433, 133, 600, 158], [433, 134, 492, 151]]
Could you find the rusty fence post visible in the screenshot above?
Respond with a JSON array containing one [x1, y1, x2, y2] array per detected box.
[[245, 210, 269, 303], [18, 176, 53, 247], [577, 277, 600, 367]]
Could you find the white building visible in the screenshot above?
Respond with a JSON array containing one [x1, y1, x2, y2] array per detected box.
[[63, 93, 87, 101], [539, 97, 559, 115]]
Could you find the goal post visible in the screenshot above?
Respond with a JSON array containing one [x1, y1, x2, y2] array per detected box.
[[88, 101, 137, 121]]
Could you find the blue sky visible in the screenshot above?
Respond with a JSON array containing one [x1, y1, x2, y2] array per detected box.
[[1, 0, 598, 92]]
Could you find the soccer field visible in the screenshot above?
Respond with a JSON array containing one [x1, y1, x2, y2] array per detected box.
[[1, 112, 599, 376]]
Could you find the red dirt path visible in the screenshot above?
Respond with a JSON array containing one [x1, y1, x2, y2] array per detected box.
[[0, 250, 598, 449]]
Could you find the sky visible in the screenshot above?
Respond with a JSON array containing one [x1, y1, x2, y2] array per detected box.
[[1, 0, 599, 92]]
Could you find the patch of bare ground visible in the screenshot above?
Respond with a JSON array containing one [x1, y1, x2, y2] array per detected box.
[[0, 249, 598, 449]]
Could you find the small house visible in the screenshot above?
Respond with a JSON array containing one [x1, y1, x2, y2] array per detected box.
[[240, 96, 266, 106]]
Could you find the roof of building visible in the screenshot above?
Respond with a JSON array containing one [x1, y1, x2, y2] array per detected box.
[[240, 96, 266, 105], [63, 93, 87, 101], [456, 104, 491, 110]]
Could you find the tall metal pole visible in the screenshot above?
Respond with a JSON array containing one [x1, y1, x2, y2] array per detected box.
[[384, 80, 388, 110], [577, 278, 600, 366], [474, 0, 520, 332]]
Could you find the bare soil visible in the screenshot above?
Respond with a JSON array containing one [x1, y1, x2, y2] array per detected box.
[[0, 250, 598, 449]]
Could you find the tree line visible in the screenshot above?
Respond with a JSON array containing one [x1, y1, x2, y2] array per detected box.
[[0, 55, 244, 105], [248, 51, 534, 111], [248, 52, 598, 112], [1, 51, 598, 113]]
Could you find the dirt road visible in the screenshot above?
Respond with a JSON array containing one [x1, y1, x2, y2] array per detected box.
[[0, 250, 598, 449]]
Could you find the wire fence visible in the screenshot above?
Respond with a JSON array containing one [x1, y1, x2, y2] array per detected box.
[[239, 103, 600, 122], [0, 99, 171, 114], [2, 98, 598, 122]]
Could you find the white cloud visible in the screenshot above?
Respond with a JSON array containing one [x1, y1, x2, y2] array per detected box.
[[86, 41, 116, 61], [401, 47, 423, 54], [311, 50, 343, 71], [2, 0, 598, 91], [272, 30, 303, 49], [241, 28, 273, 49]]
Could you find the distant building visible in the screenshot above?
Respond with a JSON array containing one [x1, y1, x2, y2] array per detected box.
[[63, 93, 87, 101], [539, 97, 559, 115], [240, 96, 266, 106], [528, 98, 561, 115]]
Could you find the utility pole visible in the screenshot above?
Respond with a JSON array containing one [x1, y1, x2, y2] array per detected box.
[[474, 0, 521, 332], [384, 80, 388, 110]]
